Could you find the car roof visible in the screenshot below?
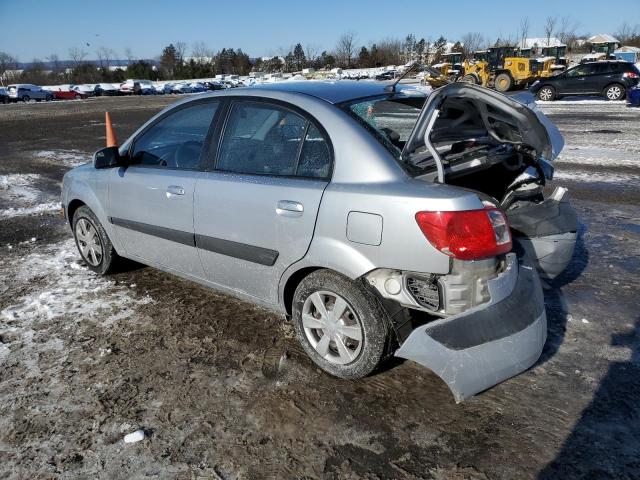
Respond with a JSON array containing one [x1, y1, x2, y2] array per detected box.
[[241, 80, 399, 104]]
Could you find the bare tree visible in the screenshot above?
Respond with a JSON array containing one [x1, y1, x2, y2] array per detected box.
[[304, 43, 320, 65], [191, 41, 213, 63], [461, 32, 486, 57], [557, 16, 579, 45], [96, 47, 114, 71], [69, 47, 88, 67], [544, 16, 558, 46], [336, 31, 357, 68], [615, 22, 639, 44], [0, 51, 19, 83], [518, 17, 530, 49], [124, 47, 135, 63], [175, 42, 187, 66]]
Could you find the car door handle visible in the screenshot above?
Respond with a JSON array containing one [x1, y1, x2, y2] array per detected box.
[[276, 200, 304, 217], [166, 185, 185, 197]]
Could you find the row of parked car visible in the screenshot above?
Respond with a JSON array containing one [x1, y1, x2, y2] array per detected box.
[[0, 78, 246, 103]]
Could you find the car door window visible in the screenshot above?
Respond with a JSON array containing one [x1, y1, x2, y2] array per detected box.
[[217, 102, 308, 176], [297, 123, 332, 179], [131, 101, 219, 170], [566, 65, 591, 77]]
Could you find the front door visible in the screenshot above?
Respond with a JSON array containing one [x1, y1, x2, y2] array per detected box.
[[109, 100, 220, 277], [194, 100, 333, 304], [558, 64, 594, 94]]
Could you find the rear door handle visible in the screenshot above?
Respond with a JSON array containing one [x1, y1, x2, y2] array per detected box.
[[276, 200, 304, 217], [166, 185, 185, 197]]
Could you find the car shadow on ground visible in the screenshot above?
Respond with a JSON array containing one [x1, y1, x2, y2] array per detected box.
[[537, 316, 640, 478], [538, 222, 590, 365]]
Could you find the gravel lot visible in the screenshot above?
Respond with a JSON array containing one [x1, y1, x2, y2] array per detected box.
[[1, 95, 639, 479]]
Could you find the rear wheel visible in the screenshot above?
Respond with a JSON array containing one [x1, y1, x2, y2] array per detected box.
[[536, 85, 556, 101], [22, 95, 30, 103], [494, 73, 512, 92], [604, 83, 625, 101], [292, 270, 394, 379], [72, 206, 119, 275], [460, 74, 478, 84], [74, 94, 81, 100]]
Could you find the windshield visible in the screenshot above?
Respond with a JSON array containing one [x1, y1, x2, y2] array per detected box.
[[340, 94, 425, 159]]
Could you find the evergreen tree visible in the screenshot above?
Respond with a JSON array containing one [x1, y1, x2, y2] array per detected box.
[[292, 43, 306, 71], [159, 44, 179, 79], [358, 46, 370, 67]]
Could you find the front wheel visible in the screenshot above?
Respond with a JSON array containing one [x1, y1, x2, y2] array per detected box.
[[604, 83, 625, 101], [292, 270, 394, 379], [72, 206, 119, 274], [22, 95, 30, 103], [536, 85, 556, 101], [494, 73, 512, 92]]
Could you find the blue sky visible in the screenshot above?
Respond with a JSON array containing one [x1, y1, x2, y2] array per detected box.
[[0, 0, 636, 61]]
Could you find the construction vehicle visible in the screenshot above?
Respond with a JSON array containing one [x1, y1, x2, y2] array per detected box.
[[433, 52, 464, 78], [459, 46, 540, 92], [538, 45, 568, 75]]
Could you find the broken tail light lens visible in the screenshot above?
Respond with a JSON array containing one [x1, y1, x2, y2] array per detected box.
[[415, 207, 512, 260]]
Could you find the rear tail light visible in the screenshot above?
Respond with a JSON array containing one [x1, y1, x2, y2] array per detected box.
[[415, 206, 512, 260], [624, 71, 639, 78]]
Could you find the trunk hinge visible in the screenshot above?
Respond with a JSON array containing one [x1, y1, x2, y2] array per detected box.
[[424, 108, 445, 183]]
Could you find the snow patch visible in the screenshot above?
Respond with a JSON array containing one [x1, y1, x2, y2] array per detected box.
[[1, 239, 152, 325], [0, 201, 60, 218], [0, 173, 41, 204], [34, 150, 90, 167], [553, 170, 640, 185]]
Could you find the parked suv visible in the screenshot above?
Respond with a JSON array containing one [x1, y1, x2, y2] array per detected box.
[[62, 82, 577, 402], [7, 84, 53, 102], [531, 61, 640, 101]]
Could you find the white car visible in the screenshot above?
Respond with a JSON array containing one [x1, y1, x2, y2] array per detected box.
[[154, 83, 173, 95]]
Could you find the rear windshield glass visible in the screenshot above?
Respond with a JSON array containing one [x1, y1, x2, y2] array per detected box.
[[340, 94, 426, 159]]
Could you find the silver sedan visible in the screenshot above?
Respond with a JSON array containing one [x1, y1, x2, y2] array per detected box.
[[62, 81, 577, 402]]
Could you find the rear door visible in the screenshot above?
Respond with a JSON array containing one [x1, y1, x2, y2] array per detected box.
[[194, 99, 332, 304], [583, 63, 615, 94], [108, 99, 220, 277]]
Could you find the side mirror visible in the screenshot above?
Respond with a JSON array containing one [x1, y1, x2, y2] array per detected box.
[[93, 146, 126, 169]]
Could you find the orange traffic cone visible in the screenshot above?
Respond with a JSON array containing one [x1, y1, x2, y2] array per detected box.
[[105, 111, 118, 147]]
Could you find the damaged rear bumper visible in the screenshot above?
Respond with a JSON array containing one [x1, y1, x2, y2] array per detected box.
[[394, 255, 546, 403]]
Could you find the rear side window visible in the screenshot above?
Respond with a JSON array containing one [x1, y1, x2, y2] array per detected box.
[[297, 124, 331, 178], [131, 101, 219, 170], [216, 102, 331, 178]]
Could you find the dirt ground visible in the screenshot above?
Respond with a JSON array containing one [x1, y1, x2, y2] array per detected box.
[[1, 95, 639, 480]]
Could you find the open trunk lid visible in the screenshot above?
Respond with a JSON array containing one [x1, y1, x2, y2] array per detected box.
[[402, 83, 563, 183]]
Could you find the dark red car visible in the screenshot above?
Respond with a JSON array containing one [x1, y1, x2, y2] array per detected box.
[[52, 89, 87, 100]]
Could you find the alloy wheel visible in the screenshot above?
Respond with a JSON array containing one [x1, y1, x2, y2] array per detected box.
[[606, 85, 622, 100], [302, 290, 363, 365], [75, 218, 103, 266], [539, 87, 553, 101]]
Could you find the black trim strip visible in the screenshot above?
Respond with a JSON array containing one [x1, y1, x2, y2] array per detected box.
[[195, 234, 279, 266], [109, 216, 279, 266], [109, 217, 195, 247]]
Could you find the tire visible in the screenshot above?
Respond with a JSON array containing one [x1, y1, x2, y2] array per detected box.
[[494, 73, 512, 92], [72, 206, 119, 275], [460, 74, 478, 84], [292, 269, 394, 379], [74, 94, 81, 100], [604, 83, 625, 101], [536, 85, 556, 101], [46, 95, 53, 102], [22, 95, 30, 103]]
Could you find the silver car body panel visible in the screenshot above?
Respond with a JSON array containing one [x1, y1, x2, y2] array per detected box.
[[62, 81, 563, 401], [395, 256, 547, 403]]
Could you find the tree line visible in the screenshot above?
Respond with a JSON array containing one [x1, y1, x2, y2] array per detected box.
[[2, 19, 639, 86]]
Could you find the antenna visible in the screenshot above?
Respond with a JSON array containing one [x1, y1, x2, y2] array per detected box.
[[384, 61, 420, 93]]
